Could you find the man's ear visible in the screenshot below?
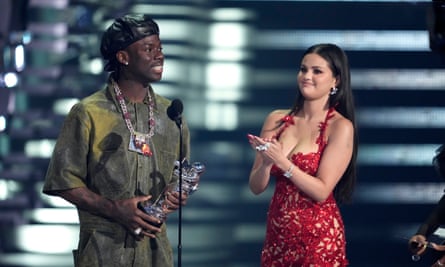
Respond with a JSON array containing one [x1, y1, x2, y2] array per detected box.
[[116, 50, 129, 65]]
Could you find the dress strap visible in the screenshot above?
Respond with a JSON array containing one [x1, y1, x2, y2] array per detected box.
[[272, 114, 294, 139], [273, 107, 335, 152], [315, 107, 336, 153]]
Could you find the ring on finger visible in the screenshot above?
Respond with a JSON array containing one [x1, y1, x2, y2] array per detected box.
[[255, 142, 270, 151], [134, 227, 142, 235]]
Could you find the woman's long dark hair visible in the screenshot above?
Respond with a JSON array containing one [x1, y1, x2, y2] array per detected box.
[[288, 43, 358, 204]]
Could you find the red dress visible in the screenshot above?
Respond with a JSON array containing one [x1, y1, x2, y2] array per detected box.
[[261, 108, 348, 267]]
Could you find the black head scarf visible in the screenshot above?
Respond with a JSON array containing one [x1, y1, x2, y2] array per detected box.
[[100, 14, 160, 72]]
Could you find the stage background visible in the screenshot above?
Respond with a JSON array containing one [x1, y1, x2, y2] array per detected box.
[[1, 0, 445, 266]]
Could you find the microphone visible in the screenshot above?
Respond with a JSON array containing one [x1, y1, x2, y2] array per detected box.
[[167, 98, 185, 266], [167, 99, 183, 126]]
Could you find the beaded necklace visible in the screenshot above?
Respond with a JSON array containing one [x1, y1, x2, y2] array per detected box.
[[112, 78, 155, 157]]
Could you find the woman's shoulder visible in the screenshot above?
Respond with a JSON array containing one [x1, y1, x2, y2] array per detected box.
[[330, 111, 354, 135], [267, 109, 290, 120], [261, 109, 291, 136]]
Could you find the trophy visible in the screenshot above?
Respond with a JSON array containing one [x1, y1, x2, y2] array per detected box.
[[138, 159, 205, 226]]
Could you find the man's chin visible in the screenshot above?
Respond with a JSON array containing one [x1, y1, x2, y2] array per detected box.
[[148, 74, 163, 83]]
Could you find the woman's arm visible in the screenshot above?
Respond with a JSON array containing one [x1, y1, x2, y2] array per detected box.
[[248, 110, 285, 194]]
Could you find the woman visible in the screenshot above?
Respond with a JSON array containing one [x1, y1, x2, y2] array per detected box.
[[247, 43, 358, 267]]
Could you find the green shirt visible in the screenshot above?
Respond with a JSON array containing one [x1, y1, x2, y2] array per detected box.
[[43, 80, 190, 267]]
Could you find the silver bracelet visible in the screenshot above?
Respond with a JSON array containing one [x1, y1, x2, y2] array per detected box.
[[283, 164, 294, 179], [437, 260, 444, 266]]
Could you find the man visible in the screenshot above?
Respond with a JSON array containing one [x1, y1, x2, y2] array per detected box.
[[43, 14, 190, 267]]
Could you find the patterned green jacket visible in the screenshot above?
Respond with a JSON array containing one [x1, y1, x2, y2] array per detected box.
[[43, 79, 190, 267]]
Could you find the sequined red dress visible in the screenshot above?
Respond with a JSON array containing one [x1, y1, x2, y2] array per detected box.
[[261, 108, 348, 267]]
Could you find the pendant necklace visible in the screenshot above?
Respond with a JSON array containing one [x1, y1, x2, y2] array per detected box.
[[112, 78, 155, 157]]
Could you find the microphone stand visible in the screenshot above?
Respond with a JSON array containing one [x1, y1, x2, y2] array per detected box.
[[175, 117, 183, 267]]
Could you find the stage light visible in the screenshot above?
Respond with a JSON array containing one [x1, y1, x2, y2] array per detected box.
[[15, 225, 78, 253], [24, 139, 56, 158], [1, 72, 19, 88], [0, 115, 6, 132], [0, 179, 21, 200], [14, 44, 25, 71]]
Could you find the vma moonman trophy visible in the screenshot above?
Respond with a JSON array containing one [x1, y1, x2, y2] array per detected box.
[[138, 159, 205, 226]]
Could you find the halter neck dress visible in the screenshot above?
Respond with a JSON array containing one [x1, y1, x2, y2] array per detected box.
[[261, 107, 348, 267]]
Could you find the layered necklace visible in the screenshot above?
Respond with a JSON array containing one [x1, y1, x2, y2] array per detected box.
[[112, 78, 155, 157]]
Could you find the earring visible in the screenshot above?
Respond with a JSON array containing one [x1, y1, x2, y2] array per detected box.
[[124, 62, 128, 66], [330, 87, 338, 95]]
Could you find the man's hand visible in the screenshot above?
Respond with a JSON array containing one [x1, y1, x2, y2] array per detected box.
[[112, 195, 164, 239], [162, 191, 187, 214], [56, 187, 163, 240]]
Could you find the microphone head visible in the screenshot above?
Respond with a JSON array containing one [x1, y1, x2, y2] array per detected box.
[[167, 99, 183, 122]]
